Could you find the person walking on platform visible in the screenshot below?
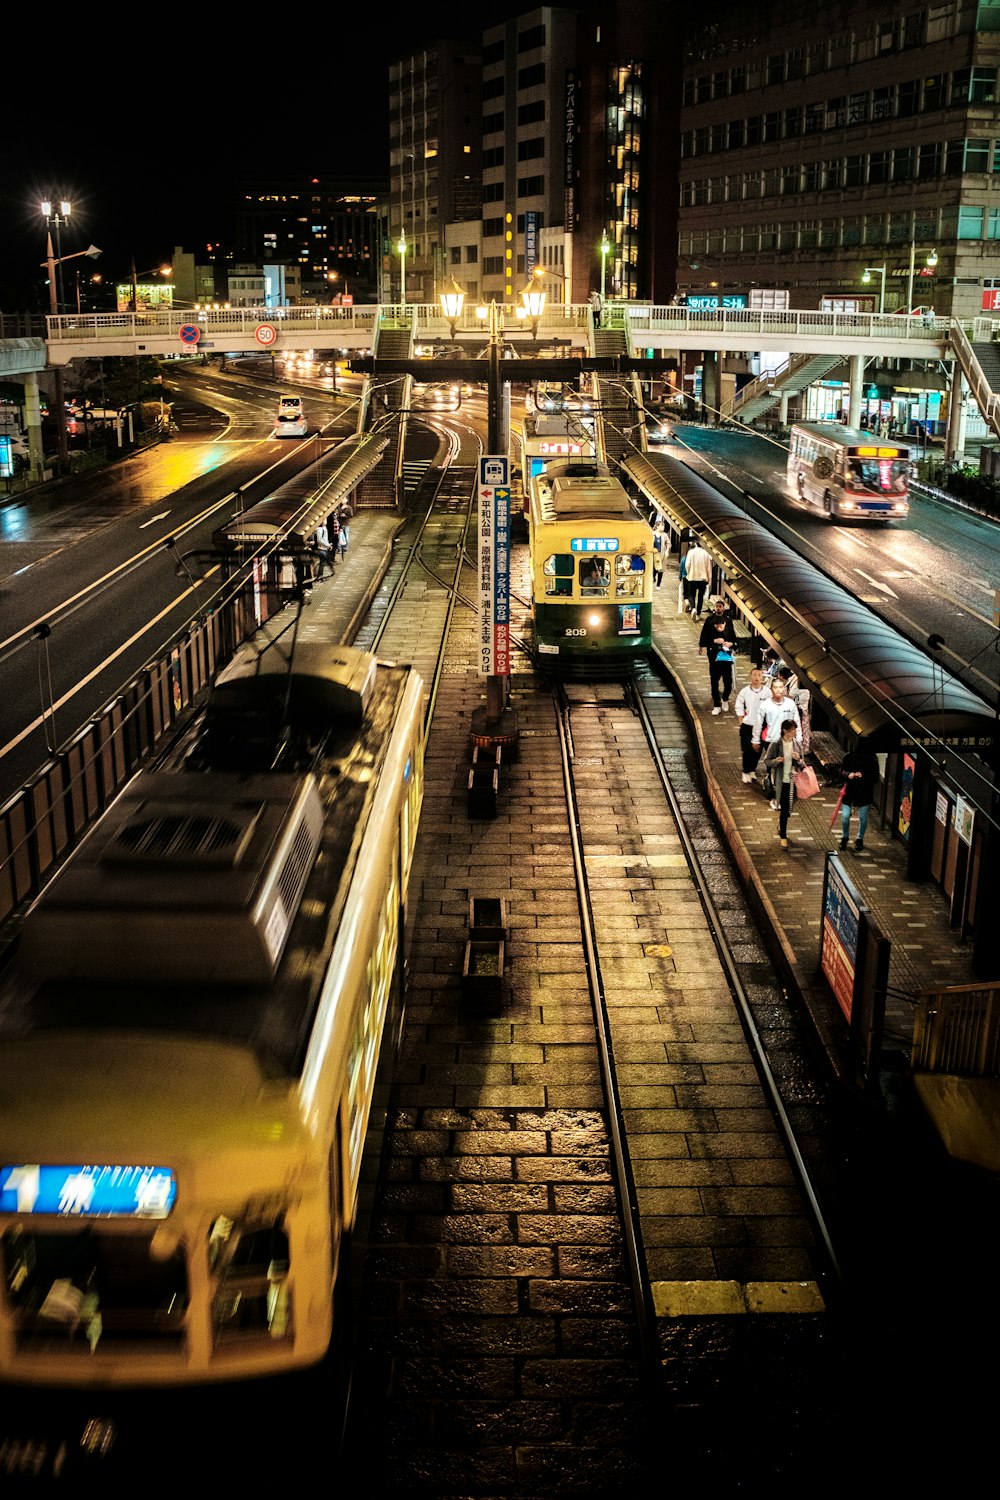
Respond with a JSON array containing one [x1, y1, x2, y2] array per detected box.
[[735, 666, 768, 782], [751, 677, 802, 799], [651, 522, 667, 588], [839, 745, 879, 851], [338, 512, 350, 559], [763, 718, 805, 848], [700, 616, 737, 714], [684, 537, 713, 620], [312, 522, 333, 579]]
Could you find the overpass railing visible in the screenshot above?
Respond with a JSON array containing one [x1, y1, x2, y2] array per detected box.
[[40, 301, 984, 350], [45, 304, 382, 344]]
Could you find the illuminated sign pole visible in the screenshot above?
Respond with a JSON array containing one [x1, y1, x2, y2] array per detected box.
[[479, 455, 511, 706]]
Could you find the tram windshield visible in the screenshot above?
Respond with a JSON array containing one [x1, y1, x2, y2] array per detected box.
[[615, 553, 645, 596], [543, 553, 574, 596], [579, 557, 611, 595]]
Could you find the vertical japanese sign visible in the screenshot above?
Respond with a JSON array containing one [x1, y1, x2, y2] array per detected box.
[[564, 70, 577, 232], [525, 212, 539, 279], [479, 455, 510, 677], [820, 855, 864, 1023]]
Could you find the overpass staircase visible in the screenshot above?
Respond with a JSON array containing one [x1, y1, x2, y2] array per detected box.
[[593, 319, 644, 469], [355, 317, 414, 508], [720, 352, 842, 425], [954, 328, 1000, 444]]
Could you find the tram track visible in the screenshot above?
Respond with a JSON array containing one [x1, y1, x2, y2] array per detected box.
[[347, 451, 851, 1488]]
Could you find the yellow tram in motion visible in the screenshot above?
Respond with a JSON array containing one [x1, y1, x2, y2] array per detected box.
[[528, 459, 654, 671]]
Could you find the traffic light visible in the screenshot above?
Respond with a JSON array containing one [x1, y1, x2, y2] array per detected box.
[[866, 384, 879, 399]]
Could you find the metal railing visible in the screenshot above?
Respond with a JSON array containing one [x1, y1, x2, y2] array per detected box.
[[947, 320, 1000, 443], [912, 981, 1000, 1076], [0, 584, 270, 936]]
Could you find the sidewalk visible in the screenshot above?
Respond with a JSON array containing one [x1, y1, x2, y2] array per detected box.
[[651, 577, 979, 1086]]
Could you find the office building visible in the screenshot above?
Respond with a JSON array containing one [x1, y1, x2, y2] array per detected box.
[[677, 0, 1000, 318]]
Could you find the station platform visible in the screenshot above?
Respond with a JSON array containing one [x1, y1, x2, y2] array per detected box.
[[290, 504, 994, 1170]]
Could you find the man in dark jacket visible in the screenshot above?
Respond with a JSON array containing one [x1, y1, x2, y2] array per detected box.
[[699, 615, 737, 714], [839, 746, 879, 851]]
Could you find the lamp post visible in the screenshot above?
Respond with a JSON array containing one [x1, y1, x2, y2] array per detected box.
[[600, 231, 610, 302], [520, 278, 546, 340], [40, 200, 102, 465], [862, 265, 887, 314], [397, 231, 408, 308], [530, 263, 569, 308], [906, 244, 938, 314], [440, 279, 465, 339]]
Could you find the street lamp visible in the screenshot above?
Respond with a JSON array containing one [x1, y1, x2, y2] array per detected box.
[[862, 265, 887, 314], [519, 278, 546, 339], [397, 231, 408, 307], [530, 263, 569, 308], [906, 244, 938, 314], [41, 199, 71, 313], [600, 231, 610, 302], [440, 278, 465, 338], [40, 199, 101, 465]]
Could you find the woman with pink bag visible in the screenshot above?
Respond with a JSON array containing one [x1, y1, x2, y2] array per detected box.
[[763, 719, 805, 849]]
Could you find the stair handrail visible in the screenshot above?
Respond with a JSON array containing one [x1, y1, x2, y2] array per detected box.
[[949, 322, 1000, 442]]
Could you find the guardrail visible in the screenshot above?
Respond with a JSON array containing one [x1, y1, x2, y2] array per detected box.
[[912, 981, 1000, 1075], [0, 583, 269, 936]]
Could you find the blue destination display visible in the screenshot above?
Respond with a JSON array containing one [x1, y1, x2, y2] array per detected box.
[[0, 1164, 177, 1219], [571, 538, 619, 552]]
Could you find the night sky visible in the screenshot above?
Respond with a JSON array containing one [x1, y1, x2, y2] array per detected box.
[[0, 3, 593, 309]]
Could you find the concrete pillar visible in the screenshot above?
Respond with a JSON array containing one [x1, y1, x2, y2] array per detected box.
[[702, 350, 719, 424], [23, 373, 45, 478], [945, 368, 966, 463], [847, 352, 864, 428], [779, 392, 789, 426]]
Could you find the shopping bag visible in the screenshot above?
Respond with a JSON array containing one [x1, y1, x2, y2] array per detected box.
[[828, 784, 846, 830], [794, 765, 820, 800]]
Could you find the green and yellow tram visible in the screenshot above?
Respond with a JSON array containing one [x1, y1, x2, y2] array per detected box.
[[528, 460, 653, 670]]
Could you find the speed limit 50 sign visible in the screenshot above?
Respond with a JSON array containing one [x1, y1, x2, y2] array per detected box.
[[255, 323, 278, 347]]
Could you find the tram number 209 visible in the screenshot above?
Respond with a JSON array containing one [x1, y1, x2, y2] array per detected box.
[[564, 628, 588, 637]]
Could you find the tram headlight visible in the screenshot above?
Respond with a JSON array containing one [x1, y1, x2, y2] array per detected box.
[[588, 612, 602, 627]]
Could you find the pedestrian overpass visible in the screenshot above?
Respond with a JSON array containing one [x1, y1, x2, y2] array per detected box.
[[3, 301, 999, 452]]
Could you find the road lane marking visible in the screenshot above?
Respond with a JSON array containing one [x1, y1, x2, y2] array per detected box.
[[853, 569, 899, 597], [139, 511, 171, 529], [0, 568, 221, 763]]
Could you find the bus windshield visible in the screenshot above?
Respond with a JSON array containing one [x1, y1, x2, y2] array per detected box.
[[849, 457, 909, 493]]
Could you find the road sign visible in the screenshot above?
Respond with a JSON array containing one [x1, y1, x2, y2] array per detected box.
[[178, 324, 200, 346], [255, 323, 278, 347]]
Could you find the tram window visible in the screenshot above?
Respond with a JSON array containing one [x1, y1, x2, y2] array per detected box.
[[543, 553, 574, 596], [615, 553, 645, 596], [579, 556, 610, 594]]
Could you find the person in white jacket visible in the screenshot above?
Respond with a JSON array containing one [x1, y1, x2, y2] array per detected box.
[[751, 678, 802, 803], [735, 667, 768, 783]]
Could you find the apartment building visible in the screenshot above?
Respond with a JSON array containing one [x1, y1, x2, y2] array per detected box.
[[388, 40, 484, 305], [677, 0, 1000, 317], [234, 179, 387, 303]]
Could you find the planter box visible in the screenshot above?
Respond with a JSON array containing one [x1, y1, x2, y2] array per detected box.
[[467, 767, 499, 820], [469, 896, 508, 943], [461, 939, 506, 1014]]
